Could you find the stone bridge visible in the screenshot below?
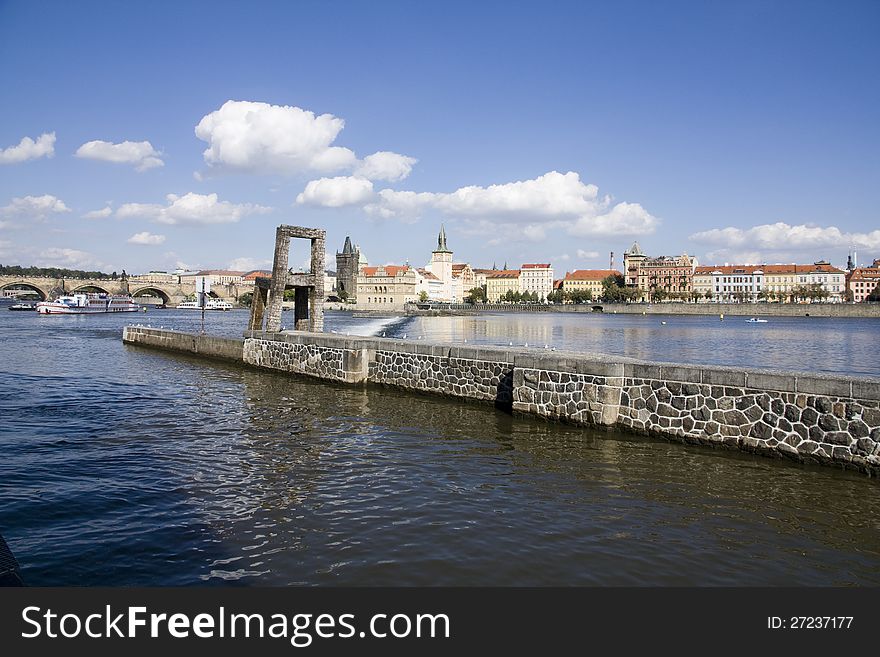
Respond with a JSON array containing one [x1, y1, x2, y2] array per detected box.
[[0, 275, 196, 305]]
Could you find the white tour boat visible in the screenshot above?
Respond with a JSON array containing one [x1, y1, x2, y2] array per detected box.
[[746, 317, 769, 323], [176, 298, 234, 311], [36, 293, 141, 314]]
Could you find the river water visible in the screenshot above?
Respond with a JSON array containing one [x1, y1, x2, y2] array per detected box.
[[2, 308, 879, 585]]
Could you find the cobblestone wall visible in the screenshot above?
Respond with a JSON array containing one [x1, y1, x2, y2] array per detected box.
[[127, 327, 880, 476]]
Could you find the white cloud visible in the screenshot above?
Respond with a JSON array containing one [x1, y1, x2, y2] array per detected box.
[[296, 176, 374, 207], [0, 220, 11, 230], [0, 132, 55, 164], [577, 249, 600, 259], [690, 222, 880, 251], [355, 171, 659, 239], [568, 201, 659, 237], [75, 140, 164, 171], [83, 206, 113, 219], [116, 192, 271, 225], [228, 256, 272, 271], [0, 194, 71, 220], [364, 189, 441, 220], [195, 100, 358, 175], [354, 151, 417, 182], [127, 232, 166, 245], [38, 247, 104, 270]]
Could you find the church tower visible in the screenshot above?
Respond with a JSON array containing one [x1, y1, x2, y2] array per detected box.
[[336, 235, 361, 302], [429, 224, 453, 299]]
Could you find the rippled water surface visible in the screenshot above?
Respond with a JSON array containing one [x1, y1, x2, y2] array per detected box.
[[1, 308, 879, 585]]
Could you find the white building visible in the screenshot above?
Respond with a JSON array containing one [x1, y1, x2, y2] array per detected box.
[[424, 225, 455, 301], [519, 263, 554, 300]]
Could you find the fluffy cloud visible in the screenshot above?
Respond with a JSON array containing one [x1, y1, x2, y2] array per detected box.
[[127, 232, 166, 245], [354, 151, 417, 182], [0, 132, 56, 164], [577, 249, 600, 259], [690, 222, 880, 251], [227, 256, 272, 271], [195, 100, 357, 175], [296, 176, 374, 207], [0, 194, 71, 220], [116, 192, 271, 225], [38, 247, 104, 269], [83, 206, 113, 219], [75, 140, 164, 171], [352, 171, 659, 239]]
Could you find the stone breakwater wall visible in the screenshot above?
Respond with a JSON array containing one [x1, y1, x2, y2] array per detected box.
[[122, 326, 880, 476]]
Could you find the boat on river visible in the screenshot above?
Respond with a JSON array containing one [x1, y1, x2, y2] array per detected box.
[[36, 293, 141, 314], [746, 317, 768, 323], [176, 298, 234, 311], [8, 302, 36, 311]]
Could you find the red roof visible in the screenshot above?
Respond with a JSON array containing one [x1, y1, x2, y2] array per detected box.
[[361, 265, 410, 277], [487, 270, 520, 279], [564, 269, 620, 280], [697, 263, 845, 275], [242, 270, 272, 280], [521, 263, 551, 269]]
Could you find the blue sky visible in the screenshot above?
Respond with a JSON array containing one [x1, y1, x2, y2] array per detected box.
[[1, 0, 878, 274]]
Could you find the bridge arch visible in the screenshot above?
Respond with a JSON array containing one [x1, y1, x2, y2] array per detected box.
[[131, 286, 171, 304], [0, 282, 48, 301], [71, 284, 111, 294]]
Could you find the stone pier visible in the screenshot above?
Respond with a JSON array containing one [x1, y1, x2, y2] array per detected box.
[[123, 326, 880, 477]]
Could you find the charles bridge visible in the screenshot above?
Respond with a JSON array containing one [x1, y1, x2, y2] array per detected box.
[[0, 274, 196, 306]]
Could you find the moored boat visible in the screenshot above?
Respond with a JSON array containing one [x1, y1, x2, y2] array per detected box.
[[176, 298, 234, 310], [36, 293, 141, 314], [8, 302, 37, 311]]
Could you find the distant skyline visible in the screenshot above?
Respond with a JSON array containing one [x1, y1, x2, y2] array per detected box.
[[1, 0, 878, 274]]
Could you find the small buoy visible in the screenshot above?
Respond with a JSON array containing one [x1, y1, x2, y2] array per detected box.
[[720, 313, 724, 320], [661, 321, 667, 325], [509, 341, 513, 346]]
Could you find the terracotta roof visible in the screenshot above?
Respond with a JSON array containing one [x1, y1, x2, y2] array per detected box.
[[416, 268, 439, 280], [564, 269, 621, 280], [242, 270, 272, 280], [553, 279, 563, 289], [696, 263, 845, 275], [361, 265, 410, 277], [521, 263, 551, 269], [849, 268, 880, 280], [195, 270, 245, 276], [472, 268, 498, 274], [487, 270, 520, 279], [451, 263, 470, 271]]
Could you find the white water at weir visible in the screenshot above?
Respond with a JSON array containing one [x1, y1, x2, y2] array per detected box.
[[335, 315, 411, 337]]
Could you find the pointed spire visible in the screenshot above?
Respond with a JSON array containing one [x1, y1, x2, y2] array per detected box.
[[492, 261, 497, 270], [342, 236, 353, 255], [436, 224, 449, 252], [503, 260, 508, 270]]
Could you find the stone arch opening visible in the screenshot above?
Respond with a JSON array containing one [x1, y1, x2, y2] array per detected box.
[[71, 284, 110, 294], [0, 282, 47, 301], [131, 287, 171, 304]]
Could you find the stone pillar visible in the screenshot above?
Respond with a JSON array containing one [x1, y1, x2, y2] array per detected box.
[[310, 235, 325, 332], [294, 287, 309, 331], [265, 227, 290, 333], [248, 284, 268, 331]]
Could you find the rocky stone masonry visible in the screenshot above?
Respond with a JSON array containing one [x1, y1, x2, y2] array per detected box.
[[370, 350, 513, 403], [244, 337, 348, 382], [128, 328, 880, 477]]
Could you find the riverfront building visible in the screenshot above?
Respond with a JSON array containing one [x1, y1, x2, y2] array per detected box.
[[486, 270, 521, 302], [415, 268, 443, 300], [562, 269, 621, 300], [472, 268, 498, 289], [847, 259, 880, 303], [423, 225, 455, 301], [694, 261, 846, 302], [356, 265, 417, 309], [519, 263, 554, 300], [622, 242, 698, 301]]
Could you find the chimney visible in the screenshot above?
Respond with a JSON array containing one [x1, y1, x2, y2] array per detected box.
[[610, 251, 614, 270]]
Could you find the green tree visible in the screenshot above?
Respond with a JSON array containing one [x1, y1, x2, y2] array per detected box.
[[238, 292, 253, 307], [867, 283, 880, 302], [418, 290, 429, 302]]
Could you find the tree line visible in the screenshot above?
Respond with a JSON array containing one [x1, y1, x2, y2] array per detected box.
[[0, 264, 120, 280]]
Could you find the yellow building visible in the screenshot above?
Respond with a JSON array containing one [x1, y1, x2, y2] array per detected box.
[[486, 270, 520, 301], [356, 265, 417, 309], [562, 269, 620, 299]]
